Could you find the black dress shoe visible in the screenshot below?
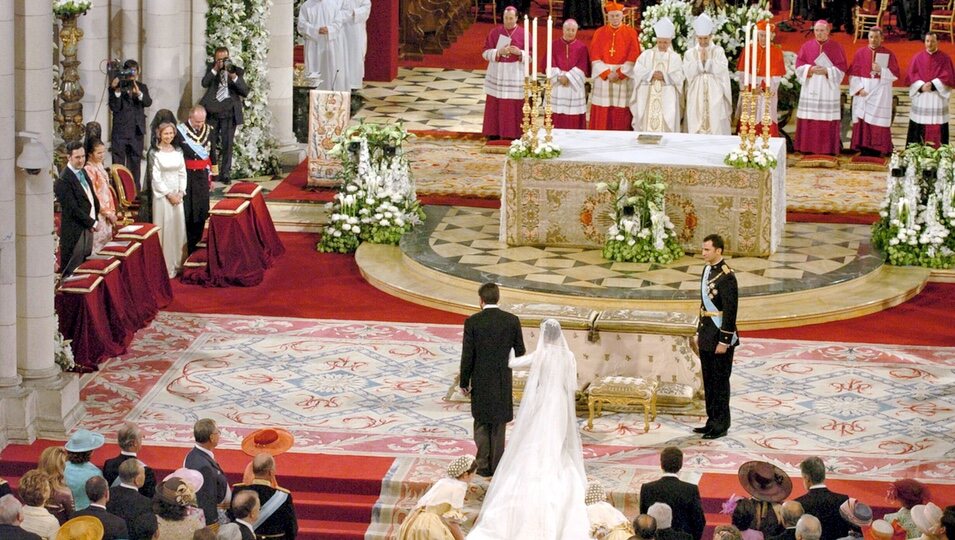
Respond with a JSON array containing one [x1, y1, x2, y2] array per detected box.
[[692, 426, 710, 434], [702, 430, 727, 439]]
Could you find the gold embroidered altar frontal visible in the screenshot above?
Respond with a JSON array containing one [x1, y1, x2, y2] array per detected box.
[[501, 131, 786, 256]]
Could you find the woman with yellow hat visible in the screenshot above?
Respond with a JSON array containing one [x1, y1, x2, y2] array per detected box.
[[397, 455, 476, 540]]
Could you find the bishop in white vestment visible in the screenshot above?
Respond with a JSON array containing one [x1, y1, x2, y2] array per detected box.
[[631, 18, 685, 133], [683, 14, 731, 135], [297, 0, 349, 91], [342, 0, 372, 90]]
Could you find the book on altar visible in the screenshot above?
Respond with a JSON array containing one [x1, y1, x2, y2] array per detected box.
[[875, 53, 889, 70], [495, 35, 511, 52], [814, 52, 833, 69]]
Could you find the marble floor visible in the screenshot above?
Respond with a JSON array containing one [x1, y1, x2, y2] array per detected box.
[[400, 205, 884, 300]]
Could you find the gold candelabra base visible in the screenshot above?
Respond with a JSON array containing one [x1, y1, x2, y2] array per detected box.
[[738, 85, 775, 156], [521, 76, 554, 152]]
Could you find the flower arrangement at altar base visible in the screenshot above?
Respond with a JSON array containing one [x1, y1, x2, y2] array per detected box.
[[871, 144, 955, 269], [508, 137, 561, 159], [724, 147, 777, 170], [640, 0, 772, 62], [53, 312, 76, 372], [317, 122, 424, 253], [53, 0, 91, 16], [596, 172, 684, 263]]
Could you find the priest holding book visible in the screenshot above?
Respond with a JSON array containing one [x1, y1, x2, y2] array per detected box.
[[794, 20, 847, 155], [848, 27, 900, 156], [481, 7, 527, 140]]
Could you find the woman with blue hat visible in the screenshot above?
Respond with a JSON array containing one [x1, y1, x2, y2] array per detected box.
[[63, 429, 105, 511]]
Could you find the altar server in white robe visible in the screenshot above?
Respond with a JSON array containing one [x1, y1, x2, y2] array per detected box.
[[683, 14, 731, 135], [342, 0, 372, 90], [631, 18, 685, 133], [298, 0, 349, 91]]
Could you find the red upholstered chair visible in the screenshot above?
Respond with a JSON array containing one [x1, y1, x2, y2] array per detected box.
[[110, 164, 140, 223], [930, 0, 955, 43]]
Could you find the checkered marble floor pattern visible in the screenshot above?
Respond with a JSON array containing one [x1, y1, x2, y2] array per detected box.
[[400, 206, 883, 300], [355, 68, 487, 132]]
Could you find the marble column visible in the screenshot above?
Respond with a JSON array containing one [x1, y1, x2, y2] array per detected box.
[[121, 0, 141, 65], [189, 0, 207, 110], [78, 0, 111, 141], [142, 0, 184, 118], [267, 0, 303, 165], [15, 0, 82, 437]]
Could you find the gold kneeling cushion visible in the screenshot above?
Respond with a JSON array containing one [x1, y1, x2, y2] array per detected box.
[[656, 382, 695, 406]]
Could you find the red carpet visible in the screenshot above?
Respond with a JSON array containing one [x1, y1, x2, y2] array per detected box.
[[787, 211, 879, 224], [0, 440, 393, 540], [168, 231, 466, 325], [267, 159, 501, 208], [749, 282, 955, 346]]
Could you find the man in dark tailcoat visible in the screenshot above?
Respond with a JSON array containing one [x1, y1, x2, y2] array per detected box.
[[795, 457, 850, 540], [54, 141, 99, 277], [106, 459, 152, 530], [640, 447, 706, 540], [200, 46, 249, 185], [102, 421, 156, 498], [175, 105, 216, 254], [184, 418, 229, 526], [693, 233, 739, 439], [459, 282, 526, 477]]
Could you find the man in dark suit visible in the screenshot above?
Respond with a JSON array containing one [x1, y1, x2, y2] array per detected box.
[[0, 495, 42, 540], [184, 418, 229, 526], [73, 476, 129, 540], [200, 46, 249, 185], [648, 502, 694, 540], [459, 282, 526, 477], [795, 457, 850, 540], [54, 141, 99, 276], [635, 514, 658, 540], [639, 447, 706, 540], [693, 233, 739, 439], [102, 421, 156, 498], [106, 459, 152, 530], [231, 454, 297, 539], [231, 491, 260, 540], [109, 59, 152, 189], [768, 501, 805, 540]]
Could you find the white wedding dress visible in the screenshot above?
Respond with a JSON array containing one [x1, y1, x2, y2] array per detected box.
[[467, 319, 590, 540]]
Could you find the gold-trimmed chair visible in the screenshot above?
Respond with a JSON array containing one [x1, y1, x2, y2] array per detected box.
[[853, 0, 890, 42], [109, 164, 139, 225], [930, 0, 955, 43]]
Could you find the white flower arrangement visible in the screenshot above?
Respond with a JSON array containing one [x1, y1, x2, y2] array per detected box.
[[53, 309, 75, 372], [508, 137, 561, 159], [206, 0, 281, 179], [318, 122, 424, 253], [597, 173, 683, 263], [53, 0, 91, 17], [724, 147, 777, 171], [872, 144, 955, 268]]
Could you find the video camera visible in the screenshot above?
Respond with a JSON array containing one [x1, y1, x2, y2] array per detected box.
[[107, 59, 137, 90]]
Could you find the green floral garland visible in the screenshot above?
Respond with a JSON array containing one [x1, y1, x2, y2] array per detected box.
[[206, 0, 280, 179], [597, 173, 684, 264]]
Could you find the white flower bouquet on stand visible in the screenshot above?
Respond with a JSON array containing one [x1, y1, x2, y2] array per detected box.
[[597, 172, 684, 263], [53, 0, 91, 16]]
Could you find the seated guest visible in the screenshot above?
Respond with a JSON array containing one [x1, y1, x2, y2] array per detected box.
[[0, 478, 10, 498], [634, 515, 658, 540], [55, 515, 104, 540], [649, 503, 692, 540], [153, 479, 205, 540], [912, 503, 945, 540], [128, 513, 159, 540], [838, 499, 872, 540], [38, 447, 74, 524], [231, 453, 297, 540], [585, 480, 633, 540], [397, 455, 475, 540], [717, 526, 745, 540], [739, 461, 792, 537], [733, 499, 765, 540], [797, 515, 823, 540], [885, 480, 930, 538], [193, 528, 216, 540], [83, 138, 118, 253], [795, 457, 850, 540], [63, 430, 106, 511], [216, 523, 242, 540], [239, 427, 294, 486], [639, 447, 706, 540], [102, 422, 156, 498], [0, 494, 43, 539], [768, 502, 805, 540], [73, 477, 128, 540], [17, 471, 60, 539], [106, 459, 152, 530], [869, 519, 909, 540], [231, 491, 260, 540], [941, 507, 955, 540]]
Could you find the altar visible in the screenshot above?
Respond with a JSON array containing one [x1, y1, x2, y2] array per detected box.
[[500, 130, 787, 256]]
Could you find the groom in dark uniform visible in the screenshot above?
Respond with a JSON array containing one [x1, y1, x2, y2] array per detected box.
[[693, 233, 739, 440], [459, 282, 526, 477]]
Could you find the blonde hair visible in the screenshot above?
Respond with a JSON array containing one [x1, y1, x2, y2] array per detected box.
[[18, 470, 51, 507], [38, 446, 68, 492]]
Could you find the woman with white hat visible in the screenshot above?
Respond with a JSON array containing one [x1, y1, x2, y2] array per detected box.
[[911, 503, 945, 540], [63, 430, 105, 511], [397, 455, 476, 540]]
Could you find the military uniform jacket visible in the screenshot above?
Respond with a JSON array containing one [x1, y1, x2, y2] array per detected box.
[[697, 258, 739, 352], [231, 480, 298, 539], [174, 121, 218, 170]]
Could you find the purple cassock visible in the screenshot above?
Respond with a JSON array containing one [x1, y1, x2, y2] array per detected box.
[[540, 37, 590, 129], [906, 49, 955, 148], [795, 38, 848, 155], [847, 45, 900, 156]]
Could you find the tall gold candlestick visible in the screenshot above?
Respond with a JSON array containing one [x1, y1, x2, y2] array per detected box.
[[761, 85, 773, 148], [521, 77, 533, 148], [543, 77, 554, 144]]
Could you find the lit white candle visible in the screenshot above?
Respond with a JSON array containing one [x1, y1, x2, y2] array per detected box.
[[547, 16, 553, 74], [524, 15, 530, 78], [744, 24, 751, 89], [765, 23, 771, 84], [751, 25, 759, 89], [532, 17, 538, 80]]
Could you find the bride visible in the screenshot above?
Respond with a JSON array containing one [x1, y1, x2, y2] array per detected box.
[[467, 319, 589, 539]]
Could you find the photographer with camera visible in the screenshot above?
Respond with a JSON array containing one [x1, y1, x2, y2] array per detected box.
[[200, 46, 249, 186], [108, 59, 152, 189]]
